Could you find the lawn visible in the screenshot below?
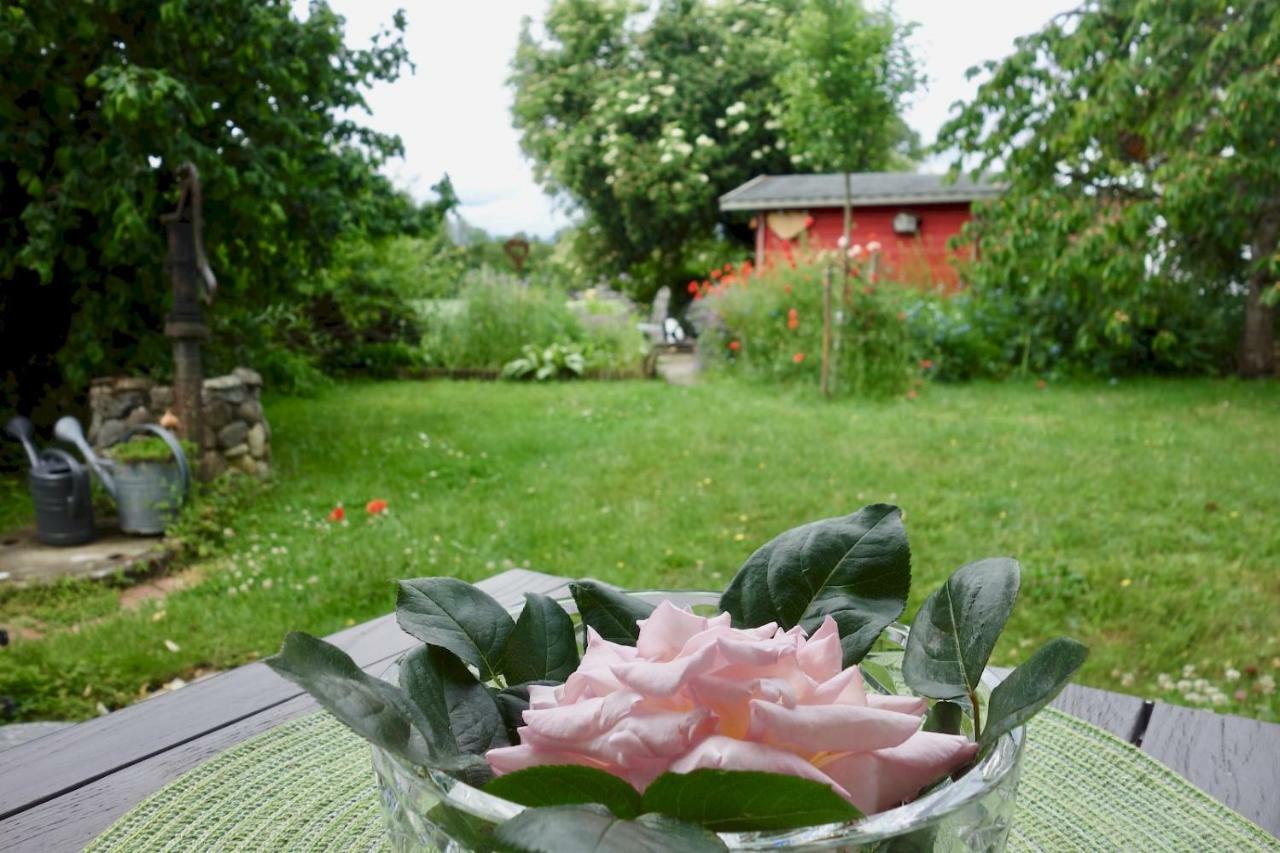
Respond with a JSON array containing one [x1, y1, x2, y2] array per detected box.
[[1, 377, 1277, 723]]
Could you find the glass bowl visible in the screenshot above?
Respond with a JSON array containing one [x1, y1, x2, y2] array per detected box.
[[372, 590, 1025, 852]]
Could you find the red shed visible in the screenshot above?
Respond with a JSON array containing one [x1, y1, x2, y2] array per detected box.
[[719, 172, 1001, 291]]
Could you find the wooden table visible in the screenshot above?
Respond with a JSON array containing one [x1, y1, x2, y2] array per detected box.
[[2, 569, 1277, 850]]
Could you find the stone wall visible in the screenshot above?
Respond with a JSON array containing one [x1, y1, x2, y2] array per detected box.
[[88, 367, 271, 478]]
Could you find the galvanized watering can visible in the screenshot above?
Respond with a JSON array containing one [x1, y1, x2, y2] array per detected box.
[[4, 416, 97, 546], [55, 418, 191, 536]]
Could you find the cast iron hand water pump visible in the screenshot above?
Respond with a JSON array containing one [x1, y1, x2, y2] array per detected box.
[[161, 163, 217, 456]]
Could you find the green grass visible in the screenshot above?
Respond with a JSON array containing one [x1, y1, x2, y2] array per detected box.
[[1, 377, 1277, 722]]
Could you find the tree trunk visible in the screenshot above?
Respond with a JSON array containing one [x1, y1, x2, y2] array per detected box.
[[1238, 213, 1278, 378], [841, 171, 852, 299]]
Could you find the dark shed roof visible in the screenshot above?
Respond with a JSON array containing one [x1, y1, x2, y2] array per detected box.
[[719, 172, 1002, 212]]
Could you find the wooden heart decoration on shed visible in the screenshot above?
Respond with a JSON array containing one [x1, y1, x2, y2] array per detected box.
[[767, 212, 811, 241]]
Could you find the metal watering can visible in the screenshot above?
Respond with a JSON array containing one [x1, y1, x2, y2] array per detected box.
[[4, 416, 96, 546], [55, 418, 191, 536]]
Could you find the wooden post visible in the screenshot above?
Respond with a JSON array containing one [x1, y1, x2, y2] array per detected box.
[[821, 266, 833, 398]]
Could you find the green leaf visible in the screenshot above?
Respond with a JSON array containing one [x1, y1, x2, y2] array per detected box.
[[640, 769, 862, 832], [981, 637, 1088, 749], [569, 581, 655, 646], [719, 505, 911, 666], [495, 804, 727, 853], [923, 700, 964, 735], [396, 577, 515, 680], [266, 631, 435, 767], [400, 644, 510, 761], [902, 557, 1020, 700], [859, 659, 897, 695], [492, 681, 557, 743], [485, 765, 642, 819], [502, 593, 580, 684]]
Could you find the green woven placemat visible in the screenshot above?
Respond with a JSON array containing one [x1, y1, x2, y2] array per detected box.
[[87, 708, 1276, 852]]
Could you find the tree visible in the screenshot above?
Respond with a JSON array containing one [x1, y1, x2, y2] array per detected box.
[[776, 0, 921, 279], [939, 0, 1280, 377], [510, 1, 808, 298], [0, 0, 412, 419]]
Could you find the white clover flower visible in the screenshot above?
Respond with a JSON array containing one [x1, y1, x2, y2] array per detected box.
[[765, 118, 781, 130], [647, 69, 663, 79], [625, 102, 644, 115], [726, 101, 747, 116], [731, 120, 749, 135], [696, 173, 710, 183], [695, 134, 715, 147], [750, 150, 762, 159], [674, 141, 693, 157], [698, 45, 710, 54], [1120, 673, 1135, 687], [1176, 679, 1192, 692], [655, 84, 676, 97], [1183, 691, 1203, 703], [669, 127, 685, 137], [671, 181, 683, 192], [776, 139, 787, 150], [605, 175, 615, 185], [1225, 668, 1241, 681], [659, 152, 673, 164], [1259, 675, 1277, 694], [1182, 664, 1196, 678], [715, 118, 727, 129], [1156, 673, 1174, 689]]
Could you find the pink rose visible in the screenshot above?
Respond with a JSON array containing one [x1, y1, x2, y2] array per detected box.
[[485, 601, 978, 814]]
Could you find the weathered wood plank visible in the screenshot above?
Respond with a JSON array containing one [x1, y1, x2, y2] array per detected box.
[[0, 569, 571, 822], [1140, 701, 1280, 837]]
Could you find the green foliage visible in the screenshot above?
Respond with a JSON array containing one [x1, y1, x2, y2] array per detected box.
[[720, 505, 910, 665], [699, 254, 915, 397], [502, 343, 587, 382], [776, 0, 921, 175], [396, 577, 515, 681], [103, 435, 198, 464], [484, 766, 643, 819], [422, 271, 649, 375], [640, 769, 862, 831], [569, 581, 654, 646], [0, 0, 421, 415], [980, 638, 1089, 751], [938, 0, 1280, 377]]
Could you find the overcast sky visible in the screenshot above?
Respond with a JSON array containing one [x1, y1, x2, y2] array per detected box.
[[317, 1, 1074, 238]]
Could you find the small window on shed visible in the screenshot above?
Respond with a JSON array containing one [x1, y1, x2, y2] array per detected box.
[[892, 212, 920, 235]]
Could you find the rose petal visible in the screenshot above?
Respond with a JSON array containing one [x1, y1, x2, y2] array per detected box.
[[866, 694, 927, 715], [810, 666, 867, 706], [527, 683, 561, 710], [486, 743, 610, 777], [611, 642, 719, 697], [747, 699, 921, 753], [637, 601, 720, 661], [817, 731, 979, 813], [669, 735, 851, 800], [522, 691, 641, 740], [797, 617, 842, 681]]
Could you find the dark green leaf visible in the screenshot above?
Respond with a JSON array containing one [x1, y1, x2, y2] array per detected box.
[[502, 593, 580, 684], [923, 700, 964, 735], [719, 505, 910, 665], [485, 765, 642, 819], [493, 681, 557, 743], [266, 631, 435, 767], [640, 769, 862, 832], [981, 637, 1088, 749], [400, 644, 509, 764], [903, 558, 1020, 700], [495, 804, 727, 853], [569, 581, 655, 646], [396, 577, 515, 680]]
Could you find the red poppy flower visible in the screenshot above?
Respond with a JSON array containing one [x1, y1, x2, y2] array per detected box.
[[710, 268, 722, 280], [784, 285, 793, 295], [687, 281, 699, 294], [366, 499, 388, 515], [907, 389, 919, 400], [803, 215, 815, 228], [792, 352, 806, 364], [328, 506, 345, 523], [728, 340, 741, 352], [724, 263, 734, 273], [1037, 379, 1048, 390], [787, 308, 799, 330], [920, 359, 934, 370]]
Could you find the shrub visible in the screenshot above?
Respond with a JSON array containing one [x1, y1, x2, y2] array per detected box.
[[699, 252, 914, 397]]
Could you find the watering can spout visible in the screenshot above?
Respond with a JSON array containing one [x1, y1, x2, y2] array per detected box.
[[54, 416, 116, 498], [4, 416, 41, 470]]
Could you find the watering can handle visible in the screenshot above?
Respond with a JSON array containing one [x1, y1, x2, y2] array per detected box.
[[38, 449, 88, 515], [125, 424, 192, 497]]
